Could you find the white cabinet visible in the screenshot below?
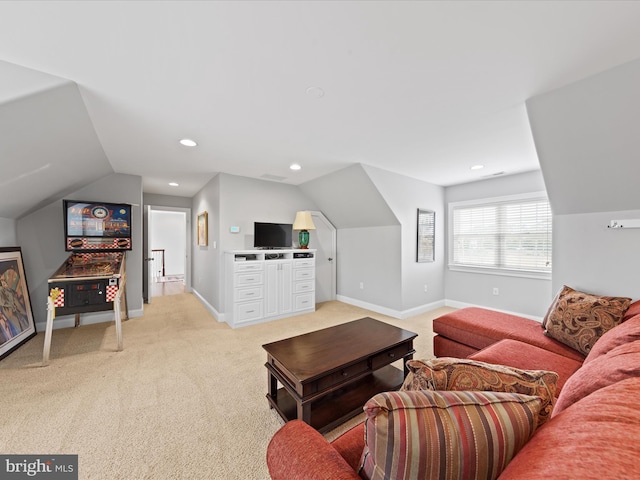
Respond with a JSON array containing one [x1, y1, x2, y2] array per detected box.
[[225, 250, 315, 328]]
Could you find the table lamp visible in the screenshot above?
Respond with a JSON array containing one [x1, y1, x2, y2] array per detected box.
[[293, 211, 316, 249]]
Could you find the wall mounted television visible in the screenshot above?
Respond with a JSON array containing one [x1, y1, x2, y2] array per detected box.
[[64, 200, 132, 251], [254, 222, 292, 249]]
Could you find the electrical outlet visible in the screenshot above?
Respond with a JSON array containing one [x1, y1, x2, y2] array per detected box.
[[424, 284, 428, 293], [359, 282, 364, 290], [493, 287, 499, 296]]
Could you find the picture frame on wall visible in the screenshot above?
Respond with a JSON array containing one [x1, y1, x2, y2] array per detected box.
[[417, 208, 435, 263], [0, 247, 37, 360], [197, 211, 208, 246]]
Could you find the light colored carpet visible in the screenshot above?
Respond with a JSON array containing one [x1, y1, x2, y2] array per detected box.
[[0, 293, 452, 479]]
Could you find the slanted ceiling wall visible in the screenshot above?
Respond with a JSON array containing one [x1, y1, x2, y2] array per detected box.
[[527, 57, 640, 299], [526, 57, 640, 216], [0, 61, 112, 219]]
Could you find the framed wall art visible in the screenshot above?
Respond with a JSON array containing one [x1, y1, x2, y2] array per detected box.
[[417, 208, 435, 263], [0, 247, 37, 360], [197, 211, 208, 246]]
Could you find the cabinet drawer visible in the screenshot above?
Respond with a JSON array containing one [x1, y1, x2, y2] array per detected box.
[[315, 360, 370, 392], [235, 286, 263, 301], [370, 342, 413, 370], [294, 259, 315, 268], [293, 281, 314, 293], [294, 293, 314, 311], [235, 301, 263, 323], [294, 269, 314, 281], [236, 272, 263, 286], [235, 262, 263, 272]]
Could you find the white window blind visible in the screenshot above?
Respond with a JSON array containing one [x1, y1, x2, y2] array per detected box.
[[450, 195, 552, 275]]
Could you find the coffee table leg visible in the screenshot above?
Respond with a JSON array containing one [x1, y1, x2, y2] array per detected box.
[[297, 401, 311, 425], [267, 370, 278, 408]]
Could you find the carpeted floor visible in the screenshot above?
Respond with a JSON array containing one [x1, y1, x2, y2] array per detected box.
[[0, 294, 452, 479]]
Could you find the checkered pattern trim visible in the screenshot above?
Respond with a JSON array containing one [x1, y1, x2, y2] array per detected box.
[[50, 287, 65, 307], [106, 285, 119, 302], [67, 237, 131, 251]]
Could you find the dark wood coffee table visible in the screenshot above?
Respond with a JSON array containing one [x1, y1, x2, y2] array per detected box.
[[263, 317, 418, 433]]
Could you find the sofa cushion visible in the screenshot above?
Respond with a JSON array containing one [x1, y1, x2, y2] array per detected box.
[[469, 339, 583, 394], [359, 390, 541, 480], [585, 313, 640, 363], [433, 307, 585, 361], [623, 299, 640, 321], [543, 285, 631, 356], [553, 340, 640, 415], [499, 378, 640, 479], [400, 357, 557, 426]]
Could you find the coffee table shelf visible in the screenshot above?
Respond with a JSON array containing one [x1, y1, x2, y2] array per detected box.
[[266, 364, 405, 433]]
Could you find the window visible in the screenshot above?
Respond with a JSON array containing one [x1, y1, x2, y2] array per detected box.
[[449, 193, 552, 277], [417, 209, 435, 262]]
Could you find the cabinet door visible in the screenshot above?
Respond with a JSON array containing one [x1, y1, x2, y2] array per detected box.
[[279, 262, 293, 314], [265, 263, 279, 317], [265, 261, 293, 317]]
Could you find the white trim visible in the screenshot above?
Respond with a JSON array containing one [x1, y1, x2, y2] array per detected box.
[[336, 295, 445, 320], [191, 288, 223, 322]]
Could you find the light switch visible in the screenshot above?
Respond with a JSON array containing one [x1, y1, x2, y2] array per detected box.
[[230, 226, 240, 233]]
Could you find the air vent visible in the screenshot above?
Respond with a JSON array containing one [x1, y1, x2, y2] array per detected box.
[[260, 174, 287, 181]]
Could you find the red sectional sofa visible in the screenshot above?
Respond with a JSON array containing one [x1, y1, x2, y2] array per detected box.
[[267, 302, 640, 479]]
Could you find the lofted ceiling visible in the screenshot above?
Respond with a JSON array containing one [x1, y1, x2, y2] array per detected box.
[[2, 1, 640, 219]]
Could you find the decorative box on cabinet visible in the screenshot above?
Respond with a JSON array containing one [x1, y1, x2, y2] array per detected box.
[[224, 250, 316, 328]]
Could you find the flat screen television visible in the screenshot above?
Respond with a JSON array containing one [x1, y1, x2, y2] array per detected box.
[[254, 222, 292, 249], [64, 200, 132, 251]]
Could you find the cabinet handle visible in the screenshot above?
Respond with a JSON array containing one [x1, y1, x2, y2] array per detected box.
[[342, 371, 348, 377], [246, 310, 254, 313], [389, 353, 395, 358]]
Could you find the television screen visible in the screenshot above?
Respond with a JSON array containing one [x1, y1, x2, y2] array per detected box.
[[254, 222, 292, 249], [64, 200, 132, 251]]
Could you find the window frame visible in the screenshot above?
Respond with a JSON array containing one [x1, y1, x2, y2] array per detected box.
[[447, 191, 552, 280]]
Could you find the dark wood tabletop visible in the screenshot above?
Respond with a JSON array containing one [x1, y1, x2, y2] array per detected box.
[[262, 317, 417, 383]]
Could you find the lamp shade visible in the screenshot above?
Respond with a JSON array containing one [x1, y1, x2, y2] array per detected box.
[[293, 211, 316, 231]]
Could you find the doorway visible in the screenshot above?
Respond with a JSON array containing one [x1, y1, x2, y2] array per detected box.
[[144, 206, 191, 301], [309, 211, 336, 303]]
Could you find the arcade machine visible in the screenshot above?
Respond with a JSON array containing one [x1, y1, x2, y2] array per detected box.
[[43, 200, 132, 365]]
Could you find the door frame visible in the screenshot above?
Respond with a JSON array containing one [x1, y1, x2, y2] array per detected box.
[[144, 205, 191, 302]]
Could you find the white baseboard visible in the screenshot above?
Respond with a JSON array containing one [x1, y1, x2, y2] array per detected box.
[[190, 288, 223, 322], [336, 295, 446, 320], [35, 306, 144, 332], [444, 300, 543, 322]]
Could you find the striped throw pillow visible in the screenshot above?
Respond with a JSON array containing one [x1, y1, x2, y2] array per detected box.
[[359, 390, 541, 480]]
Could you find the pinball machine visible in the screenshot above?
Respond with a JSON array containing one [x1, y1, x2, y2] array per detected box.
[[43, 200, 132, 365]]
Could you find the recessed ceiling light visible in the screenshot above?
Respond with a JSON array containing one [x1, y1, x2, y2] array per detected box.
[[470, 164, 485, 170], [179, 138, 197, 147], [290, 163, 302, 171], [169, 182, 179, 187]]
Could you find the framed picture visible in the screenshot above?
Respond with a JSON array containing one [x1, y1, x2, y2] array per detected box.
[[417, 208, 435, 263], [0, 247, 37, 360], [197, 211, 208, 246]]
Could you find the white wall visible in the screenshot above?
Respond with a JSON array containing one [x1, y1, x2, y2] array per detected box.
[[0, 218, 17, 246], [337, 225, 403, 311], [363, 165, 446, 313], [553, 209, 640, 300], [444, 171, 552, 318]]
